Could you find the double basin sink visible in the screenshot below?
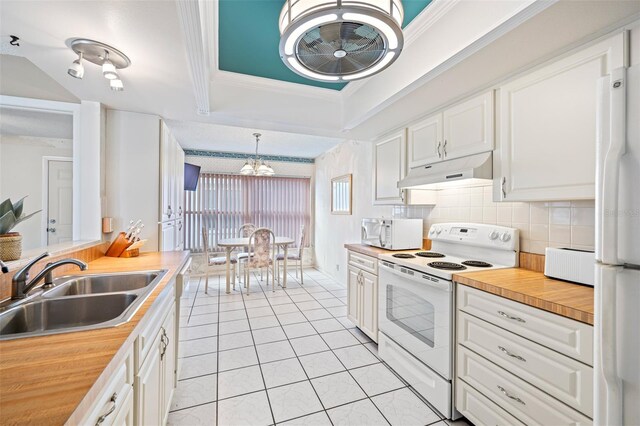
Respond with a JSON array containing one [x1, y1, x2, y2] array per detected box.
[[0, 270, 167, 340]]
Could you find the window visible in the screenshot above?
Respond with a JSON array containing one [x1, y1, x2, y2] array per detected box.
[[184, 173, 311, 251]]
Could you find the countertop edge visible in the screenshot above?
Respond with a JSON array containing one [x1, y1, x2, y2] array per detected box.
[[65, 253, 191, 424], [453, 272, 594, 325]]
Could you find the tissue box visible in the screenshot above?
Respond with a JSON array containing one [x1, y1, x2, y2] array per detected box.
[[544, 247, 595, 286]]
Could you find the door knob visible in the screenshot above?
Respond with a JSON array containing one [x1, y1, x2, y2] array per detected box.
[[49, 219, 56, 224], [47, 228, 56, 233]]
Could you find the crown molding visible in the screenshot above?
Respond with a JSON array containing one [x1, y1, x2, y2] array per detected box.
[[212, 68, 343, 101], [176, 0, 211, 115], [184, 148, 315, 164]]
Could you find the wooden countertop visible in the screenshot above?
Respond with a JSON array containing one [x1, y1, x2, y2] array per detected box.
[[0, 251, 190, 426], [344, 243, 404, 258], [453, 268, 594, 325]]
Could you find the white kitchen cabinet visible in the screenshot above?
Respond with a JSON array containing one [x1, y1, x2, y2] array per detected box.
[[347, 266, 361, 326], [495, 33, 625, 201], [161, 304, 177, 424], [359, 269, 378, 340], [373, 130, 406, 205], [161, 122, 176, 222], [160, 220, 176, 252], [135, 333, 163, 426], [346, 251, 379, 342], [407, 112, 442, 168], [443, 91, 493, 159], [175, 144, 185, 220]]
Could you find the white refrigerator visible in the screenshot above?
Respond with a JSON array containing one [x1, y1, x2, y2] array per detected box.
[[594, 64, 640, 425]]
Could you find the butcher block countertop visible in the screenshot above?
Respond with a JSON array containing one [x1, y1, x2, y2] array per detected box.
[[0, 251, 190, 426], [453, 268, 594, 325]]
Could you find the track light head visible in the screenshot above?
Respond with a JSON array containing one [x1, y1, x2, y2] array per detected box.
[[67, 52, 84, 79]]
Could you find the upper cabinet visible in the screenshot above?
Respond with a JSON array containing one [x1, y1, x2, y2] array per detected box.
[[495, 33, 625, 201], [443, 91, 494, 159], [407, 112, 442, 168], [160, 123, 185, 222], [407, 91, 494, 169], [373, 130, 407, 205]]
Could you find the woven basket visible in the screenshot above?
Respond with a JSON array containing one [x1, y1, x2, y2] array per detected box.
[[0, 233, 22, 261]]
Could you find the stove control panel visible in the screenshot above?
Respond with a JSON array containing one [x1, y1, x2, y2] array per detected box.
[[428, 223, 518, 251]]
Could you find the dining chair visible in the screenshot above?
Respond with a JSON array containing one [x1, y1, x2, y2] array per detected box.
[[236, 223, 256, 282], [276, 225, 305, 285], [243, 228, 276, 294], [202, 227, 237, 294]]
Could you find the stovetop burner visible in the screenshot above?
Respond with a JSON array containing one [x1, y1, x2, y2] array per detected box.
[[428, 261, 467, 271], [462, 260, 493, 268], [415, 252, 445, 258], [392, 253, 416, 259]]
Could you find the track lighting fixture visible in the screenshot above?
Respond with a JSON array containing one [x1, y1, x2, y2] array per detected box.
[[66, 38, 131, 91], [67, 52, 84, 79]]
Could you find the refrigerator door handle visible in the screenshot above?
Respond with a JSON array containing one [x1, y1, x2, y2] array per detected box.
[[596, 67, 626, 264], [595, 265, 623, 426]]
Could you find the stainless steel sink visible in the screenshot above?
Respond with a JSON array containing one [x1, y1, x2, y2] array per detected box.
[[0, 293, 138, 335], [43, 271, 161, 298], [0, 269, 167, 340]]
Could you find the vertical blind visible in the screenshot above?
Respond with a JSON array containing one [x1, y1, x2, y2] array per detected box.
[[184, 173, 311, 251]]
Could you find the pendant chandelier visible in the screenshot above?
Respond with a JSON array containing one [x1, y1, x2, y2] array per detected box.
[[240, 133, 275, 176], [278, 0, 404, 82]]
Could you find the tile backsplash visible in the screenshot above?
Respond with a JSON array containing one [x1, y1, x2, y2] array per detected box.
[[396, 184, 595, 255]]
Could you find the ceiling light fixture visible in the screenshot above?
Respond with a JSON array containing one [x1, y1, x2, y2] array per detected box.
[[66, 38, 131, 91], [278, 0, 404, 83], [67, 52, 84, 79], [240, 133, 275, 176]]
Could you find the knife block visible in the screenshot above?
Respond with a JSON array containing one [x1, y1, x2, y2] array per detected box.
[[105, 232, 134, 257]]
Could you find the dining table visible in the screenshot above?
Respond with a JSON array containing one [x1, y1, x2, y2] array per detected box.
[[217, 236, 295, 294]]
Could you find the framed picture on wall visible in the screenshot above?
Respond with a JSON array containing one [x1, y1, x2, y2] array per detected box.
[[331, 174, 352, 215]]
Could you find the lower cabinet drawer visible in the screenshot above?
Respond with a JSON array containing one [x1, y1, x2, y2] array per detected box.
[[457, 285, 593, 365], [458, 311, 593, 417], [348, 251, 378, 275], [80, 348, 134, 425], [457, 346, 592, 426], [456, 379, 525, 426]]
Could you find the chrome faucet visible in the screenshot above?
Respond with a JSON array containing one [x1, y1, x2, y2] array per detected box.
[[11, 252, 88, 299]]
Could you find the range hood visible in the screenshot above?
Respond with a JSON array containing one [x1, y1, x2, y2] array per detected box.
[[398, 152, 493, 189]]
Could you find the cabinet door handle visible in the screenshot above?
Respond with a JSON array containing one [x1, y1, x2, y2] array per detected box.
[[95, 392, 118, 425], [443, 140, 447, 157], [167, 205, 173, 218], [497, 310, 526, 323], [498, 346, 527, 362], [436, 141, 442, 158], [501, 177, 507, 199], [160, 327, 169, 360], [497, 385, 526, 405]]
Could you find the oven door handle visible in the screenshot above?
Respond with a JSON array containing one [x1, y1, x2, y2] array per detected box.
[[380, 262, 451, 292]]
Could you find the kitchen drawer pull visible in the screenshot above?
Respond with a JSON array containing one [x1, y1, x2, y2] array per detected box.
[[497, 385, 526, 405], [497, 311, 526, 323], [498, 345, 527, 362], [95, 392, 118, 425]]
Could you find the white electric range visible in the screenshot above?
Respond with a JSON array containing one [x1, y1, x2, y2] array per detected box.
[[377, 223, 519, 419]]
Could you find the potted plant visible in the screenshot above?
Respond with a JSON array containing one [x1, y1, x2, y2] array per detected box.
[[0, 197, 41, 261]]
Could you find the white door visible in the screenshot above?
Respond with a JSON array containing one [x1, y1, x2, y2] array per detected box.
[[135, 334, 163, 426], [496, 33, 625, 201], [161, 305, 177, 424], [373, 130, 406, 205], [442, 91, 493, 160], [360, 270, 378, 342], [47, 160, 73, 245], [407, 112, 443, 168]]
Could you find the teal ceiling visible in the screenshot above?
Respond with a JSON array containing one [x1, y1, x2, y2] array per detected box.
[[218, 0, 433, 91]]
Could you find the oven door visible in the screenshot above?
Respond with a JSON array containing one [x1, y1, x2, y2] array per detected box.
[[361, 218, 383, 247], [378, 261, 453, 379]]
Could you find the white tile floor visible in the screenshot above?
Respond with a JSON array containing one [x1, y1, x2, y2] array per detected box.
[[168, 267, 449, 426]]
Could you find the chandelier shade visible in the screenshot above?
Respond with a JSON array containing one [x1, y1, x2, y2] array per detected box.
[[279, 0, 404, 82], [240, 133, 275, 176]]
